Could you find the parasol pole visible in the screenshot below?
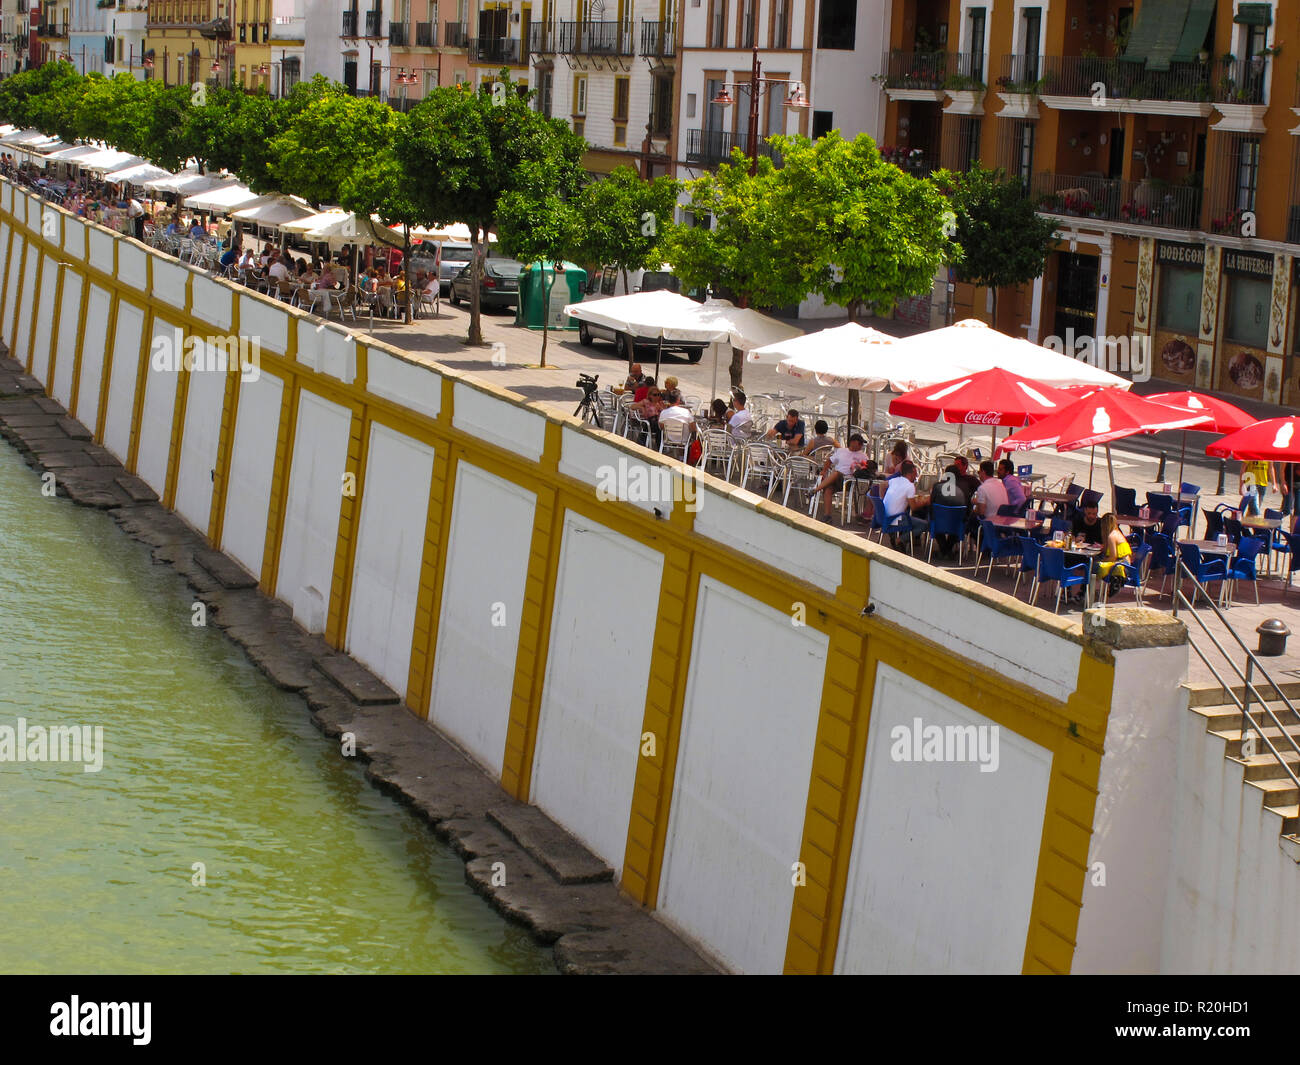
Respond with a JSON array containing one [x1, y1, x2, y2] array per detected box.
[[1088, 445, 1095, 490], [1106, 444, 1117, 510], [654, 334, 663, 381], [991, 424, 996, 456], [848, 387, 860, 434], [710, 342, 720, 403], [1175, 430, 1188, 497], [869, 390, 877, 456]]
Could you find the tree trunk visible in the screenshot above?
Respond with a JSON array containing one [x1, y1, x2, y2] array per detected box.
[[468, 224, 484, 346], [847, 299, 863, 322], [403, 226, 413, 325], [621, 265, 630, 296], [989, 285, 999, 329], [728, 345, 744, 389], [540, 263, 553, 369]]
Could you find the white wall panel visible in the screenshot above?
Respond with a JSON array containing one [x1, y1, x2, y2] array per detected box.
[[367, 349, 442, 419], [117, 241, 146, 288], [29, 257, 57, 385], [834, 664, 1051, 974], [453, 382, 545, 462], [1, 226, 19, 336], [275, 389, 352, 631], [221, 371, 284, 578], [531, 512, 664, 875], [51, 271, 82, 407], [102, 301, 144, 462], [13, 242, 37, 350], [191, 274, 232, 331], [428, 463, 536, 777], [658, 578, 828, 973], [345, 424, 435, 699], [240, 293, 289, 355], [173, 346, 229, 532], [135, 317, 183, 493], [151, 257, 187, 310], [75, 284, 112, 431], [88, 226, 114, 273]]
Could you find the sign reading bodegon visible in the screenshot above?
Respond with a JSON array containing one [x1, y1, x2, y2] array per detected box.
[[1157, 241, 1205, 268]]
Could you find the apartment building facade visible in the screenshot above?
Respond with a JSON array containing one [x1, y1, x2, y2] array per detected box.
[[302, 0, 392, 99], [34, 1, 69, 67], [882, 0, 1300, 404], [104, 0, 150, 78], [0, 0, 30, 76], [67, 0, 107, 74], [144, 1, 276, 90]]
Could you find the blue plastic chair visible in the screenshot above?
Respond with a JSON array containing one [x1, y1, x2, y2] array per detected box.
[[1050, 515, 1070, 537], [1147, 491, 1174, 514], [1148, 532, 1178, 598], [1203, 510, 1226, 541], [1265, 508, 1289, 571], [1114, 486, 1138, 515], [1102, 543, 1152, 607], [1177, 541, 1229, 606], [1037, 546, 1090, 613], [1283, 531, 1300, 593], [1013, 536, 1042, 601], [1180, 482, 1200, 496], [1223, 516, 1243, 543], [927, 504, 967, 566], [1228, 536, 1264, 605], [977, 518, 1022, 582]]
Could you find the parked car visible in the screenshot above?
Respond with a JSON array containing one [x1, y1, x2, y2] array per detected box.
[[435, 242, 474, 293], [576, 312, 707, 364], [448, 256, 525, 309], [585, 263, 699, 299], [577, 263, 706, 362]]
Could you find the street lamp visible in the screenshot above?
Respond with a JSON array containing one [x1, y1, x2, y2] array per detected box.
[[710, 43, 811, 175]]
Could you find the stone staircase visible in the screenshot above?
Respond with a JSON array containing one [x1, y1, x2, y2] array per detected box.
[[1189, 681, 1300, 852]]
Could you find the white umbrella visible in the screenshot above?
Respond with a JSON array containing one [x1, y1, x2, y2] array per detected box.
[[183, 184, 265, 212], [146, 171, 234, 195], [231, 195, 315, 227], [78, 148, 143, 174], [0, 129, 53, 145], [41, 144, 103, 166], [565, 290, 732, 380], [394, 221, 498, 243], [887, 319, 1131, 391], [104, 162, 172, 185]]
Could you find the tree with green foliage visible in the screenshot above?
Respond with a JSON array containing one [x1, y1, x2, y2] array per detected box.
[[396, 74, 586, 346], [271, 88, 398, 207], [0, 62, 85, 141], [772, 132, 958, 321], [663, 151, 808, 388], [570, 165, 678, 298], [340, 136, 426, 325], [497, 159, 584, 368], [931, 163, 1058, 326]]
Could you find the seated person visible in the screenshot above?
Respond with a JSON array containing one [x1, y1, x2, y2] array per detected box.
[[884, 441, 909, 478], [1094, 512, 1134, 599], [881, 460, 931, 542], [705, 398, 730, 428], [660, 376, 683, 406], [633, 376, 656, 404], [189, 221, 208, 240], [766, 409, 806, 450], [267, 253, 290, 282], [727, 391, 754, 441], [814, 433, 871, 523], [952, 455, 981, 500], [802, 419, 837, 456], [634, 386, 665, 419], [313, 265, 338, 289], [657, 398, 696, 435], [1071, 501, 1105, 546], [970, 459, 1009, 536], [617, 363, 649, 395], [998, 459, 1027, 508], [928, 463, 970, 558], [219, 243, 240, 270]]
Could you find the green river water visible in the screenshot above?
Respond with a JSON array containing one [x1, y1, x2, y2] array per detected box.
[[0, 441, 553, 974]]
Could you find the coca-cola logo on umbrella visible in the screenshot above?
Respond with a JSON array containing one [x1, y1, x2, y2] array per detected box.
[[964, 411, 1001, 424]]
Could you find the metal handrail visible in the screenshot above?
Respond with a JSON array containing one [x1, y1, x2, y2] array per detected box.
[[1171, 556, 1300, 791]]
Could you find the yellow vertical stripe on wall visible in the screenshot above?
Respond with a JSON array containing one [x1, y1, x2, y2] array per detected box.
[[43, 257, 66, 399], [325, 407, 369, 649], [24, 247, 42, 376], [406, 376, 458, 717], [260, 370, 300, 596], [500, 420, 565, 800], [126, 263, 155, 474], [161, 327, 190, 510], [621, 539, 696, 908], [1021, 652, 1113, 974], [7, 234, 25, 360], [783, 552, 871, 974], [67, 267, 90, 421], [93, 295, 120, 447]]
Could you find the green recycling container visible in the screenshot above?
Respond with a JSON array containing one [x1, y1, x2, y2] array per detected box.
[[516, 261, 586, 330]]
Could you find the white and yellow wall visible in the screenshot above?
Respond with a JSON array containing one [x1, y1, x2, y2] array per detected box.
[[0, 179, 1175, 973]]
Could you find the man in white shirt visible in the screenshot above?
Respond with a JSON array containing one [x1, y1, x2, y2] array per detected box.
[[814, 433, 869, 522], [882, 461, 930, 541], [267, 253, 290, 282], [728, 392, 754, 442], [657, 401, 695, 451], [972, 459, 1009, 518]]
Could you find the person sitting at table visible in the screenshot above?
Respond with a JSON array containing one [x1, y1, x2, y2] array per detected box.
[[881, 460, 931, 545], [952, 455, 981, 500], [267, 251, 290, 283], [189, 220, 208, 241], [633, 376, 655, 403], [237, 247, 256, 271], [219, 240, 240, 271], [926, 463, 970, 558], [727, 391, 754, 441], [659, 376, 683, 406], [1070, 500, 1105, 546], [1093, 513, 1134, 599], [705, 398, 730, 429], [814, 433, 870, 523], [884, 441, 909, 478], [615, 363, 649, 395], [998, 458, 1027, 509], [766, 408, 806, 451], [972, 460, 1009, 518], [657, 397, 696, 447], [802, 419, 837, 456], [314, 264, 338, 290]]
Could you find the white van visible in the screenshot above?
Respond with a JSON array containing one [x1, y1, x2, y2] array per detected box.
[[585, 263, 686, 298]]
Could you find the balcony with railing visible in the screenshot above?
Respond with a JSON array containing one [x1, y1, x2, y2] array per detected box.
[[1216, 56, 1267, 105], [685, 128, 777, 167], [342, 10, 358, 36], [469, 36, 522, 65], [365, 9, 383, 37], [640, 19, 675, 58], [528, 22, 556, 53], [389, 21, 407, 46], [1033, 172, 1204, 232], [1035, 55, 1215, 107], [557, 20, 633, 57], [879, 145, 940, 177], [881, 51, 985, 94], [414, 21, 434, 47], [444, 22, 468, 47], [37, 22, 68, 39]]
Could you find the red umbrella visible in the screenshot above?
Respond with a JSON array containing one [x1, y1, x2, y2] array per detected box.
[[889, 367, 1075, 427], [997, 389, 1213, 503], [1206, 417, 1300, 461], [1146, 390, 1255, 495]]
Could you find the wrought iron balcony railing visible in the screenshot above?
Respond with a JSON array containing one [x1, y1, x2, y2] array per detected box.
[[1034, 172, 1204, 232], [685, 128, 777, 167], [881, 50, 986, 91], [444, 22, 468, 47], [469, 36, 522, 65], [640, 19, 675, 58], [557, 20, 633, 57], [414, 21, 434, 47]]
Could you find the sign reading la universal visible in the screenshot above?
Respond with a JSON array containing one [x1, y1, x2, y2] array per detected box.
[[1222, 248, 1274, 277]]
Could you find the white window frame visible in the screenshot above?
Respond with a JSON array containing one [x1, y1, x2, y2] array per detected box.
[[1012, 1, 1048, 72], [958, 1, 990, 83], [1231, 0, 1276, 105]]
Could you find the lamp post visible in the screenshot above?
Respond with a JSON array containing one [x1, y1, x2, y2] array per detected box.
[[710, 43, 810, 175]]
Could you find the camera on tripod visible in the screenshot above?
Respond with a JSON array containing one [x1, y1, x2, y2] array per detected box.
[[576, 372, 599, 395]]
